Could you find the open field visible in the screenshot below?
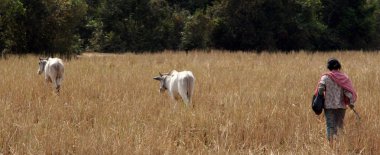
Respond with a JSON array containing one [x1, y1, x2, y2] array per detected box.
[[0, 51, 379, 154]]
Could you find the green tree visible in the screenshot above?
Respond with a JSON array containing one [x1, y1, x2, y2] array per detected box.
[[78, 0, 105, 50], [167, 0, 214, 13], [181, 10, 213, 50], [371, 0, 380, 49], [210, 0, 326, 51], [22, 0, 87, 56], [0, 0, 26, 53], [96, 0, 184, 52], [320, 0, 376, 49]]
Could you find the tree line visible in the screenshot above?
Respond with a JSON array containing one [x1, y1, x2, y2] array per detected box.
[[1, 0, 380, 55]]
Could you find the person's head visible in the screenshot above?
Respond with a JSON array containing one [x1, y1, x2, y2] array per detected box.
[[327, 58, 341, 71]]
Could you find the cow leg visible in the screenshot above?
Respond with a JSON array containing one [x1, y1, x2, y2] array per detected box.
[[179, 84, 187, 106], [45, 76, 52, 83], [168, 92, 175, 100], [50, 75, 59, 93], [168, 92, 178, 110], [182, 97, 190, 106], [177, 81, 189, 106], [179, 90, 190, 106]]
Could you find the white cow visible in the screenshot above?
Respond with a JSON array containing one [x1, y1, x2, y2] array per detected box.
[[37, 57, 64, 93], [153, 70, 195, 106]]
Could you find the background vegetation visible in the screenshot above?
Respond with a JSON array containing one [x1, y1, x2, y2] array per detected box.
[[1, 0, 380, 55], [0, 51, 379, 154]]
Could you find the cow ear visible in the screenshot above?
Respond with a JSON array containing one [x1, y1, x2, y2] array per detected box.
[[153, 76, 161, 80]]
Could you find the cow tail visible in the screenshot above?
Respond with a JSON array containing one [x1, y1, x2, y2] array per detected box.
[[187, 76, 194, 102], [55, 63, 64, 79], [186, 77, 190, 99], [54, 63, 64, 86]]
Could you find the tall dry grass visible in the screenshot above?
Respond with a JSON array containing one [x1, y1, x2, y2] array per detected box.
[[0, 51, 379, 154]]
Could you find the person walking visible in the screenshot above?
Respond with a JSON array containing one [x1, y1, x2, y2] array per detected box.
[[315, 58, 357, 145]]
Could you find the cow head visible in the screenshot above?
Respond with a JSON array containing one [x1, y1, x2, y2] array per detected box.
[[153, 72, 168, 93], [37, 58, 48, 75]]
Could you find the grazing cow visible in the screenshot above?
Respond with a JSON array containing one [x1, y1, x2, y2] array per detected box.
[[153, 70, 195, 106], [37, 57, 64, 93]]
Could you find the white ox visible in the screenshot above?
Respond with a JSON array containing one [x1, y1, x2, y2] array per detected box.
[[153, 70, 195, 106], [37, 57, 64, 93]]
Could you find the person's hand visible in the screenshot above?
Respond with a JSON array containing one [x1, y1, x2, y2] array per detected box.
[[349, 104, 354, 109]]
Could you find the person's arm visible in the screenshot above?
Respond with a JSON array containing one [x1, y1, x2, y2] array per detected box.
[[318, 75, 327, 95], [318, 83, 325, 95], [344, 90, 355, 108]]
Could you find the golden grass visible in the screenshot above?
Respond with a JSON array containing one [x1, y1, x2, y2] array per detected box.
[[0, 51, 379, 154]]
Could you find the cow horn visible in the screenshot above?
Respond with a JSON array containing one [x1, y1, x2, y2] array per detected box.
[[159, 72, 163, 76]]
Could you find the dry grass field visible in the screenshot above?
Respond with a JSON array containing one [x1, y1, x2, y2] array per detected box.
[[0, 51, 379, 154]]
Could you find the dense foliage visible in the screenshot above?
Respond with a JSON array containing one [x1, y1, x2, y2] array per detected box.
[[1, 0, 380, 54]]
